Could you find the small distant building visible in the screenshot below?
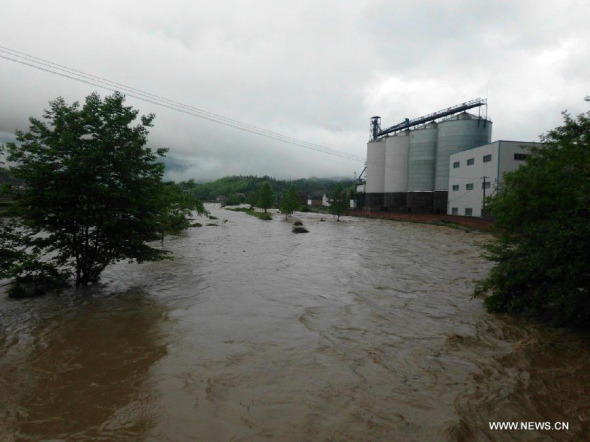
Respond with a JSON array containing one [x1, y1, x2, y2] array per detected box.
[[308, 196, 323, 206], [322, 194, 331, 207], [448, 140, 541, 218]]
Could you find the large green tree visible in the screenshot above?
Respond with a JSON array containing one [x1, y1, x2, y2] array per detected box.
[[280, 185, 300, 218], [474, 98, 590, 326], [257, 181, 274, 213], [329, 183, 349, 221], [1, 92, 190, 289]]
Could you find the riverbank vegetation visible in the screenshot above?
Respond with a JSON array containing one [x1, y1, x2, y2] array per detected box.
[[180, 174, 355, 206], [475, 97, 590, 327], [0, 92, 206, 296], [225, 207, 273, 220]]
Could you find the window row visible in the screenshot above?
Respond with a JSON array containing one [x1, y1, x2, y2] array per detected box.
[[453, 154, 493, 168], [451, 182, 492, 191]]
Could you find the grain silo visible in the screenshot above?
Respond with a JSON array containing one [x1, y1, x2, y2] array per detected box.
[[383, 131, 410, 211], [363, 99, 491, 214], [433, 112, 492, 213], [364, 139, 386, 210], [407, 122, 438, 213], [435, 113, 492, 190]]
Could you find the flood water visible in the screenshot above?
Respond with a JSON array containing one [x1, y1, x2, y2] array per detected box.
[[1, 205, 589, 441]]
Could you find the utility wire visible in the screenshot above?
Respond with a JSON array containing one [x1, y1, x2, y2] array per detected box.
[[0, 45, 365, 162]]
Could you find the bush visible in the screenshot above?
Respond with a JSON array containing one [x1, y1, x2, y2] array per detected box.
[[474, 99, 590, 327], [293, 220, 303, 226], [292, 226, 309, 233]]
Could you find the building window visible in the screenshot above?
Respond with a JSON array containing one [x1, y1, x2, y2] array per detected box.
[[466, 183, 474, 190], [467, 158, 475, 165], [514, 153, 530, 161], [452, 185, 459, 191], [483, 154, 492, 162], [482, 181, 491, 189], [452, 208, 458, 215], [453, 161, 460, 168], [465, 208, 473, 216]]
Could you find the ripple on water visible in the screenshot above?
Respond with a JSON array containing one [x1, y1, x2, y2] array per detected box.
[[1, 206, 588, 440]]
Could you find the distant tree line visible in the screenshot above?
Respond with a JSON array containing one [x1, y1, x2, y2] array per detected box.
[[184, 175, 355, 205]]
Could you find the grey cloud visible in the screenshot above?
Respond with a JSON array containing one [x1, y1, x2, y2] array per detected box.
[[1, 1, 589, 182]]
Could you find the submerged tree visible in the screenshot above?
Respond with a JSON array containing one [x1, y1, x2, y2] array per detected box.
[[474, 97, 590, 326], [1, 92, 201, 290], [156, 181, 208, 245], [280, 185, 300, 218], [329, 183, 349, 221], [257, 181, 274, 213]]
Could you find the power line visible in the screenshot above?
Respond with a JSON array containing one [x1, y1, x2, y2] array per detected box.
[[0, 45, 366, 163]]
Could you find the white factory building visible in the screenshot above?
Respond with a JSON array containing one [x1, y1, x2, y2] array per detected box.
[[447, 140, 541, 218]]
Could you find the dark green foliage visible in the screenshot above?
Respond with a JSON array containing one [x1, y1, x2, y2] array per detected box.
[[280, 185, 300, 217], [293, 220, 303, 226], [257, 181, 274, 213], [292, 226, 308, 233], [329, 183, 349, 221], [0, 92, 199, 289], [475, 100, 590, 327], [156, 181, 208, 244]]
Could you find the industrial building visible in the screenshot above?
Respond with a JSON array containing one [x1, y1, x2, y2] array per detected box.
[[448, 140, 541, 218], [359, 99, 493, 214]]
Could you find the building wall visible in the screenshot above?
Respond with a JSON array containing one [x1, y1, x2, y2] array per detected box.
[[448, 141, 540, 217]]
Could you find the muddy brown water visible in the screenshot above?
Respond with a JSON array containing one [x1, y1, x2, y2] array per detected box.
[[1, 206, 589, 441]]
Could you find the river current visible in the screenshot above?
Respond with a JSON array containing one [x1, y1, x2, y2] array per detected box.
[[1, 206, 589, 441]]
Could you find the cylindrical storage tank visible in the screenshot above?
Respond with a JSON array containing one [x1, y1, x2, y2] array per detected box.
[[384, 132, 410, 193], [408, 122, 438, 191], [365, 140, 386, 194], [434, 113, 492, 190]]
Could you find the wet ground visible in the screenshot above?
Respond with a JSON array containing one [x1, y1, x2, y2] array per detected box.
[[1, 205, 589, 441]]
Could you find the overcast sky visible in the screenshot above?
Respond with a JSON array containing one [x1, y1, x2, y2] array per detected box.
[[1, 0, 589, 182]]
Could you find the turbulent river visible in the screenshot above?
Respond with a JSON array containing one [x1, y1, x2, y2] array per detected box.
[[1, 206, 589, 441]]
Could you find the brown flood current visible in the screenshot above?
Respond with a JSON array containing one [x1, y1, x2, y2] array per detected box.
[[1, 205, 589, 441]]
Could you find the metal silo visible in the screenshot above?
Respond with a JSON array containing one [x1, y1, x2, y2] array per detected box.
[[383, 131, 410, 211], [408, 122, 438, 191], [365, 140, 386, 209], [435, 113, 492, 190]]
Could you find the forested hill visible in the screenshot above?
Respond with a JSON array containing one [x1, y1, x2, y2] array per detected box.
[[184, 175, 355, 203]]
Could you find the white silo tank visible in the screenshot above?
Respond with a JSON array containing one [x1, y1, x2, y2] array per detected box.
[[435, 113, 492, 190], [408, 122, 438, 191], [384, 132, 410, 193], [365, 139, 386, 193]]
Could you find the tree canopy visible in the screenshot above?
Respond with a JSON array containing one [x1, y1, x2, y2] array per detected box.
[[475, 98, 590, 327], [0, 92, 204, 291], [257, 181, 274, 213], [280, 185, 300, 218], [329, 183, 349, 221]]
